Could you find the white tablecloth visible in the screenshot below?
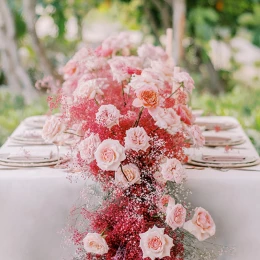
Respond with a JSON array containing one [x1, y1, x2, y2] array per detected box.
[[0, 117, 259, 260]]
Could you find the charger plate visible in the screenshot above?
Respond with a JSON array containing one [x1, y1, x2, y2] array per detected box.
[[0, 160, 58, 167], [190, 154, 258, 165], [0, 154, 58, 164], [187, 159, 260, 168]]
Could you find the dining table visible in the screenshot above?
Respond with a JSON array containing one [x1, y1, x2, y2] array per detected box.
[[0, 116, 259, 260]]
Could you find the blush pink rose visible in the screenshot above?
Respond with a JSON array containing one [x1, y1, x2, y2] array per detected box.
[[96, 104, 121, 129], [42, 116, 66, 143], [115, 163, 141, 188], [133, 85, 160, 109], [166, 203, 186, 231], [158, 195, 175, 213], [83, 233, 109, 255], [160, 158, 185, 184], [139, 226, 174, 260], [63, 60, 77, 79], [150, 107, 181, 135], [78, 133, 101, 163], [73, 78, 104, 101], [94, 139, 126, 171], [183, 207, 216, 241], [125, 126, 150, 152]]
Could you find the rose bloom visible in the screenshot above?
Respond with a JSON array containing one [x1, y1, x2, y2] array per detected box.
[[63, 60, 77, 79], [176, 105, 195, 125], [96, 104, 121, 129], [158, 194, 175, 213], [166, 203, 186, 231], [129, 68, 164, 90], [150, 107, 181, 135], [174, 71, 195, 94], [73, 78, 104, 101], [125, 126, 150, 152], [133, 84, 160, 109], [160, 158, 185, 184], [189, 125, 205, 148], [137, 43, 168, 67], [94, 139, 126, 171], [115, 163, 141, 188], [42, 116, 66, 143], [153, 171, 167, 186], [183, 207, 216, 241], [78, 133, 101, 163], [108, 56, 142, 83], [83, 233, 109, 255], [139, 226, 173, 260]]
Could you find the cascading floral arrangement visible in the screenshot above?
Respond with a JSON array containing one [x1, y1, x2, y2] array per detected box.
[[43, 32, 219, 260]]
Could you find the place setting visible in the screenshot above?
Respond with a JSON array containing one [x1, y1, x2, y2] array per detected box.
[[195, 116, 239, 131], [202, 131, 246, 147], [23, 115, 48, 129], [0, 148, 61, 168]]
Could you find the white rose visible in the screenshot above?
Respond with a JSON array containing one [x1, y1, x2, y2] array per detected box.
[[78, 133, 101, 163], [115, 163, 141, 188], [94, 139, 126, 171], [42, 116, 66, 143], [139, 226, 174, 260], [160, 158, 185, 184], [125, 126, 150, 152], [73, 78, 104, 101], [96, 104, 121, 129], [150, 108, 181, 135], [83, 233, 109, 255]]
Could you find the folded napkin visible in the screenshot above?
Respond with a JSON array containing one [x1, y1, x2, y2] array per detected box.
[[204, 135, 231, 142]]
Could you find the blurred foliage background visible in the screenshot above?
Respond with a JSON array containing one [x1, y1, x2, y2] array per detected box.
[[0, 0, 259, 152]]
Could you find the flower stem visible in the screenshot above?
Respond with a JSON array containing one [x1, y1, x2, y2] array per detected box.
[[167, 82, 184, 99], [64, 131, 83, 138], [133, 106, 144, 127]]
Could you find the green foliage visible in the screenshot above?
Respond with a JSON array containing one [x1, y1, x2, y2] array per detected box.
[[0, 89, 48, 146]]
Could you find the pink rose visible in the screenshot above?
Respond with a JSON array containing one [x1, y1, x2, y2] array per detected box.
[[150, 108, 181, 135], [83, 233, 109, 255], [42, 116, 66, 143], [94, 139, 126, 171], [133, 84, 160, 109], [137, 43, 168, 67], [129, 69, 164, 90], [139, 225, 173, 260], [73, 78, 104, 101], [63, 60, 77, 79], [183, 207, 216, 241], [166, 203, 186, 231], [153, 171, 167, 186], [125, 126, 150, 152], [96, 104, 121, 129], [78, 133, 101, 163], [174, 71, 195, 94], [160, 158, 185, 183], [189, 125, 205, 148], [115, 163, 141, 188], [176, 105, 195, 125], [158, 195, 175, 213]]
